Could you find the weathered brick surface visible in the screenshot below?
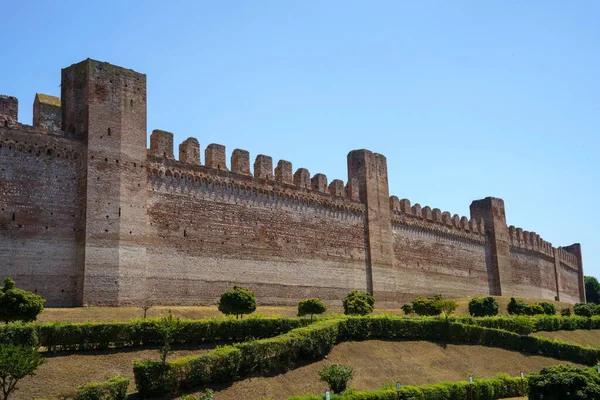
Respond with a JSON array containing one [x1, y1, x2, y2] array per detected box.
[[0, 95, 18, 128], [0, 125, 85, 306], [179, 137, 200, 165], [0, 58, 587, 306], [33, 94, 61, 134]]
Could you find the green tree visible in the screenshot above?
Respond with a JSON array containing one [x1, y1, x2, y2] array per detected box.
[[584, 276, 600, 304], [528, 365, 600, 400], [401, 304, 414, 316], [507, 297, 527, 315], [318, 363, 354, 394], [217, 286, 257, 319], [0, 278, 45, 324], [343, 290, 375, 316], [468, 297, 499, 317], [0, 345, 45, 400], [539, 302, 557, 315], [440, 300, 458, 320], [156, 311, 181, 363], [297, 298, 327, 322]]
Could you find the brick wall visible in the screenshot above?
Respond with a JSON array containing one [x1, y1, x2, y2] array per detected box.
[[0, 58, 587, 307], [0, 125, 84, 306]]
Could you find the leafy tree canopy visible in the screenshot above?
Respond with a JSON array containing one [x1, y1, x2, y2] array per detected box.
[[0, 278, 45, 324], [217, 286, 257, 319], [584, 276, 600, 304]]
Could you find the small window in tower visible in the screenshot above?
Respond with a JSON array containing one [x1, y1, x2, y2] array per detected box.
[[12, 213, 15, 221], [108, 128, 111, 136], [130, 99, 134, 108]]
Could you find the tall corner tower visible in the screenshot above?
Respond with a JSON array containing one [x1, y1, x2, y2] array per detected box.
[[347, 149, 394, 297], [62, 59, 148, 305]]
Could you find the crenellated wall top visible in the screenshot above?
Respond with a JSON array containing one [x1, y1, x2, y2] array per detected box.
[[389, 195, 487, 243]]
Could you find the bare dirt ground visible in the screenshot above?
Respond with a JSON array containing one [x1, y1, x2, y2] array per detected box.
[[534, 329, 600, 348], [16, 340, 573, 399]]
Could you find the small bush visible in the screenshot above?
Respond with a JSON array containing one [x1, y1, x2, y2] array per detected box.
[[507, 297, 527, 315], [528, 365, 600, 399], [400, 304, 413, 316], [468, 297, 499, 317], [318, 363, 354, 394], [218, 286, 257, 319], [412, 296, 443, 316], [561, 307, 572, 317], [298, 298, 327, 322], [75, 376, 130, 400], [524, 304, 545, 316], [343, 291, 374, 316], [573, 303, 595, 317], [539, 302, 556, 315]]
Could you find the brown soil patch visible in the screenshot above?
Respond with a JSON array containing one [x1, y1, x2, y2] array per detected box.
[[534, 329, 600, 348], [14, 346, 214, 400]]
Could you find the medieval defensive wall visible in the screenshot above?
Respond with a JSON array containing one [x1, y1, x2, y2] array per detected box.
[[0, 58, 585, 307]]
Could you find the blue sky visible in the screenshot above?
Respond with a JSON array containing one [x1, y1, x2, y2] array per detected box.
[[3, 1, 599, 278]]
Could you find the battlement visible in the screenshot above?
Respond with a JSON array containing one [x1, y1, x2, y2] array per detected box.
[[0, 92, 63, 137], [389, 195, 486, 241], [0, 95, 19, 128], [557, 246, 579, 268], [507, 225, 554, 257], [146, 136, 360, 206]]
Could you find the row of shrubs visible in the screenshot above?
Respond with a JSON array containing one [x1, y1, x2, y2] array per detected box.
[[0, 317, 304, 351], [290, 374, 525, 400], [291, 364, 600, 400], [133, 319, 341, 396], [4, 312, 600, 352], [456, 315, 600, 335], [133, 316, 600, 397]]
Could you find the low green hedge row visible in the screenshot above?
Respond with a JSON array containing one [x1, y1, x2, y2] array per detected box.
[[133, 319, 340, 397], [290, 374, 525, 400], [75, 376, 130, 400], [0, 317, 303, 351], [455, 315, 600, 335], [338, 317, 600, 365], [133, 316, 600, 397]]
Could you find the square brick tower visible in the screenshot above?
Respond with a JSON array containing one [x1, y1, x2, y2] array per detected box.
[[62, 59, 148, 305]]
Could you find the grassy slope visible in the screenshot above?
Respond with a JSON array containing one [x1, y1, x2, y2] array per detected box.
[[37, 296, 570, 323], [185, 341, 575, 400], [15, 346, 214, 400], [534, 329, 600, 348], [14, 340, 573, 400]]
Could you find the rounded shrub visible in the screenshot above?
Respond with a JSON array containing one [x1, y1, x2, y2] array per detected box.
[[217, 286, 257, 319], [318, 363, 354, 394], [528, 365, 600, 399], [0, 277, 46, 324], [468, 297, 499, 317], [539, 302, 556, 315], [297, 298, 327, 322], [343, 290, 375, 316]]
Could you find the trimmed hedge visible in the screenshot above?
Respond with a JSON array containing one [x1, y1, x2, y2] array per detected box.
[[75, 376, 130, 400], [456, 315, 600, 335], [0, 317, 303, 352], [133, 319, 340, 397], [134, 316, 600, 397], [290, 374, 525, 399]]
